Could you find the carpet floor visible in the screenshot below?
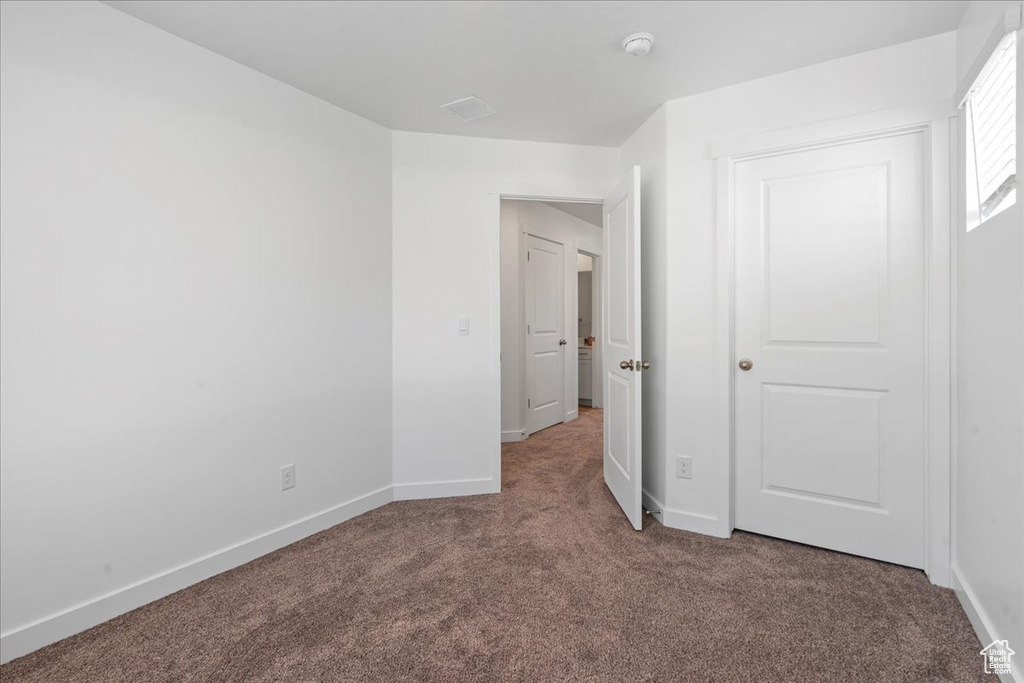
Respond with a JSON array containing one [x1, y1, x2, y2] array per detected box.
[[1, 407, 985, 682]]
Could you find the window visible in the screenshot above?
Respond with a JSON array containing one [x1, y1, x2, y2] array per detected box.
[[963, 30, 1017, 230]]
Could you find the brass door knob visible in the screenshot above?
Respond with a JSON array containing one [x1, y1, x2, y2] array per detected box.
[[620, 359, 634, 370], [738, 358, 753, 371]]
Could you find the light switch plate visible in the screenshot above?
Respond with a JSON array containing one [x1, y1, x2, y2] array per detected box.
[[457, 315, 470, 335]]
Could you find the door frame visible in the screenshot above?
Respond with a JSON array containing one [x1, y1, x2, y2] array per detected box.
[[489, 179, 611, 485], [576, 248, 603, 410], [517, 204, 605, 429], [711, 102, 956, 587]]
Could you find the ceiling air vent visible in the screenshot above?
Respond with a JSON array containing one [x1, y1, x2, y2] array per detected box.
[[440, 96, 498, 122]]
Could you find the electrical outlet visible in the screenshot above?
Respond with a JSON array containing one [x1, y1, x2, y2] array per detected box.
[[676, 456, 692, 479], [281, 464, 296, 491]]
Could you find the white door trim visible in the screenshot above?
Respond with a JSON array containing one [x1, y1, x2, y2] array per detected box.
[[487, 180, 607, 204], [713, 102, 956, 586], [577, 245, 603, 409]]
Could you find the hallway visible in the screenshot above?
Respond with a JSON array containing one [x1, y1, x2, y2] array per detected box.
[[3, 408, 984, 682]]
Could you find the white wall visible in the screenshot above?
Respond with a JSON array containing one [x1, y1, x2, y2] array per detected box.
[[619, 106, 669, 510], [952, 3, 1023, 679], [0, 0, 393, 662], [392, 133, 619, 497], [655, 33, 957, 535], [499, 200, 603, 438], [500, 200, 525, 439]]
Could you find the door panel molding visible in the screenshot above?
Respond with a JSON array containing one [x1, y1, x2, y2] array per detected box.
[[714, 103, 955, 586]]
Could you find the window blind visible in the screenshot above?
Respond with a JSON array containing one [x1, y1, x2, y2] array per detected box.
[[965, 30, 1017, 221]]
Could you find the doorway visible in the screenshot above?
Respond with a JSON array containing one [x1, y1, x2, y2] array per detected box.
[[576, 253, 600, 409], [493, 166, 644, 529], [714, 106, 953, 580], [499, 199, 603, 442], [733, 130, 927, 568]]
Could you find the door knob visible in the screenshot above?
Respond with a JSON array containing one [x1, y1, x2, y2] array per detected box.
[[559, 339, 567, 346], [738, 358, 753, 371], [640, 360, 651, 370], [620, 359, 634, 370]]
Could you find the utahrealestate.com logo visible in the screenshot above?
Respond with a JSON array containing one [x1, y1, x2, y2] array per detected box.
[[980, 640, 1015, 676]]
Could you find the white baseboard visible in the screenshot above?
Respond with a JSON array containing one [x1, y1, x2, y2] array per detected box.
[[642, 489, 731, 538], [501, 429, 527, 443], [951, 566, 1022, 683], [392, 477, 499, 501], [1, 476, 505, 664], [0, 485, 394, 665]]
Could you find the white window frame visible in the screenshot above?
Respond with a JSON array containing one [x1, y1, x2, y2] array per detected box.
[[956, 5, 1021, 230]]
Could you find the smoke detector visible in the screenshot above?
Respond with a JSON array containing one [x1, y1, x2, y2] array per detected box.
[[440, 96, 498, 122], [622, 32, 654, 57]]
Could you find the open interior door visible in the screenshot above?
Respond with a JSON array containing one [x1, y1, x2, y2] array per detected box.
[[602, 165, 643, 530]]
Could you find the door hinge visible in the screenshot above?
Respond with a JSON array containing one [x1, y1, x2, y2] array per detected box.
[[528, 398, 531, 408], [527, 251, 530, 261], [527, 324, 531, 334]]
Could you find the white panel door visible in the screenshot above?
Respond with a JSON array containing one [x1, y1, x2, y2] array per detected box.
[[525, 234, 566, 435], [603, 166, 643, 530], [734, 131, 926, 568]]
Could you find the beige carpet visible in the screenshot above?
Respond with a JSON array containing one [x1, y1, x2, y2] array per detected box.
[[1, 407, 985, 682]]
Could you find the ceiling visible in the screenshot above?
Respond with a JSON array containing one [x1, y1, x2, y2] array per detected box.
[[543, 202, 603, 227], [103, 1, 968, 147]]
